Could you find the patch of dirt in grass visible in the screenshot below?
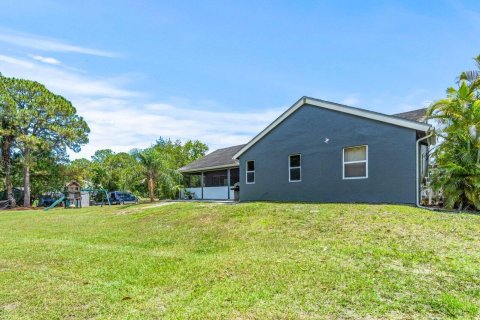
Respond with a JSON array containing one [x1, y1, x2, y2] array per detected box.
[[115, 202, 176, 215], [142, 202, 178, 209], [1, 302, 20, 311]]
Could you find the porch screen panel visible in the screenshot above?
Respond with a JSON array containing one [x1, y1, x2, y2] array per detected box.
[[229, 168, 239, 186], [203, 170, 228, 187], [184, 174, 202, 187]]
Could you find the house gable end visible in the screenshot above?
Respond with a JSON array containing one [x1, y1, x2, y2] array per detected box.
[[237, 104, 418, 203], [233, 96, 431, 159]]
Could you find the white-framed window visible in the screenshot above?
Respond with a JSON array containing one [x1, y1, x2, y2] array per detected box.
[[343, 145, 368, 179], [246, 160, 255, 184], [289, 154, 301, 182]]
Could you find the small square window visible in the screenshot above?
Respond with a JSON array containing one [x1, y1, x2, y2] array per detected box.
[[345, 162, 367, 177], [290, 154, 301, 167], [290, 168, 301, 181], [344, 146, 366, 162], [343, 145, 368, 179]]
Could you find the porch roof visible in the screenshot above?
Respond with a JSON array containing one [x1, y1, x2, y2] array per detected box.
[[179, 144, 245, 173]]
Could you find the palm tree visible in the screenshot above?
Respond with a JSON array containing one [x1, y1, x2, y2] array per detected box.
[[135, 148, 182, 202], [427, 65, 480, 211], [458, 55, 480, 90]]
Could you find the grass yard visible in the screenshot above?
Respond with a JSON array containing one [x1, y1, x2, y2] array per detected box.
[[0, 202, 479, 319]]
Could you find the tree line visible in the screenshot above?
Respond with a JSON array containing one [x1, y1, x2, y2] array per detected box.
[[1, 74, 207, 207], [67, 138, 207, 202]]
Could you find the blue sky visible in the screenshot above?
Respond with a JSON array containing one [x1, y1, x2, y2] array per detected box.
[[1, 0, 479, 158]]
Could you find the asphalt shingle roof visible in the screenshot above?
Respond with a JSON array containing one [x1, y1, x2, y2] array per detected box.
[[392, 108, 428, 122], [179, 144, 245, 173]]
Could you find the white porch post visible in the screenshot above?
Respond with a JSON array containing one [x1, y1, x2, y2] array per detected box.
[[201, 172, 204, 200], [227, 169, 231, 200]]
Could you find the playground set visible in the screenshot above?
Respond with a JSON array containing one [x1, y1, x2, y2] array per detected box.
[[43, 180, 111, 211]]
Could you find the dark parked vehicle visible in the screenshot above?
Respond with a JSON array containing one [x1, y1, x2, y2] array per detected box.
[[38, 195, 55, 207], [108, 191, 138, 205], [38, 193, 63, 207]]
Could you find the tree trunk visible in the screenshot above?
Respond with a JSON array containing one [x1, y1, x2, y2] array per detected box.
[[23, 164, 31, 207], [1, 136, 15, 208], [148, 176, 155, 203], [22, 147, 32, 207]]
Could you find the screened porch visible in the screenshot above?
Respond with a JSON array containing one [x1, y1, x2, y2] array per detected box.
[[181, 168, 239, 200]]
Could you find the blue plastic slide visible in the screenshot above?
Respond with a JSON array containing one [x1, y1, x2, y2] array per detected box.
[[44, 195, 65, 211]]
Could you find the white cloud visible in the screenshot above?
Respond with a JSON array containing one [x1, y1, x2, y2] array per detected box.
[[0, 53, 280, 160], [395, 99, 432, 113], [0, 28, 118, 58], [341, 97, 360, 106], [0, 55, 138, 98], [71, 98, 281, 159], [30, 55, 61, 65]]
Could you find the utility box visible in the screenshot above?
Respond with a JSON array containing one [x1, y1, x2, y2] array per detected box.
[[80, 191, 90, 207]]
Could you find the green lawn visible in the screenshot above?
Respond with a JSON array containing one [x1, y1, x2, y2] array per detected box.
[[0, 202, 479, 319]]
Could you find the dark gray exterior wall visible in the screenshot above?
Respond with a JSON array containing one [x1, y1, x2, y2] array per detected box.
[[239, 104, 418, 203]]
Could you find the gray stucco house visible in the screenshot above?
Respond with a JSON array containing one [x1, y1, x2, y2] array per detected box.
[[179, 97, 433, 204]]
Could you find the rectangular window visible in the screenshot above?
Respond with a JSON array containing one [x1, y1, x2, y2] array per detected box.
[[246, 160, 255, 184], [343, 145, 368, 179], [289, 154, 301, 182]]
